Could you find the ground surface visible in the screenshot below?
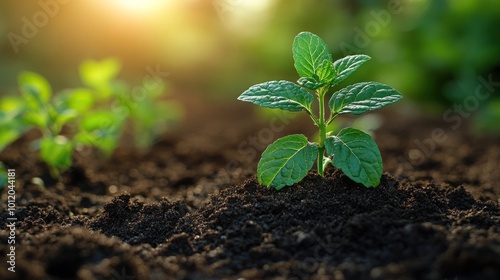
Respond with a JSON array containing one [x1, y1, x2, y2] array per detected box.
[[1, 100, 499, 280]]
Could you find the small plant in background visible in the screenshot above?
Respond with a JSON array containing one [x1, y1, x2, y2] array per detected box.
[[0, 59, 182, 179], [79, 58, 183, 151], [238, 31, 402, 189], [16, 72, 94, 177], [126, 81, 183, 149], [75, 58, 126, 155], [79, 58, 122, 101]]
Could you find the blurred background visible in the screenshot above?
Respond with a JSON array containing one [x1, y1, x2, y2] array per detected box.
[[1, 0, 500, 133]]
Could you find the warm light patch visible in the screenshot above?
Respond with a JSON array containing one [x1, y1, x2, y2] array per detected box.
[[216, 0, 274, 34], [241, 0, 271, 11], [109, 0, 167, 14]]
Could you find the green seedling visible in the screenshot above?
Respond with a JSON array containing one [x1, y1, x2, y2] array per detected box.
[[76, 58, 128, 154], [17, 72, 94, 177], [110, 79, 182, 150], [74, 110, 123, 157], [0, 59, 182, 179], [0, 71, 121, 178], [238, 31, 402, 189], [79, 58, 121, 100], [79, 58, 182, 150]]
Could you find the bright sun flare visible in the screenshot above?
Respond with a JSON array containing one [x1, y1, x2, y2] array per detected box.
[[111, 0, 166, 13]]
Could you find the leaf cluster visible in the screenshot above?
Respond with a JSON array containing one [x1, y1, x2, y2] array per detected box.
[[0, 59, 182, 178]]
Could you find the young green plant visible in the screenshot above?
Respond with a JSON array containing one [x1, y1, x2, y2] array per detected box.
[[17, 72, 94, 177], [238, 31, 402, 190], [79, 58, 182, 151], [0, 60, 182, 180]]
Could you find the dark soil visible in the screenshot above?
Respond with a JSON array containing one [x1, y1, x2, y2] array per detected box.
[[1, 100, 500, 280]]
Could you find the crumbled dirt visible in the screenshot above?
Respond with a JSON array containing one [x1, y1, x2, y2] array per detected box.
[[1, 101, 499, 280]]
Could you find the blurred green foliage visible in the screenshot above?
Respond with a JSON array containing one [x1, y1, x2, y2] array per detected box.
[[0, 0, 499, 133], [239, 0, 500, 133], [0, 59, 182, 178], [77, 59, 183, 150]]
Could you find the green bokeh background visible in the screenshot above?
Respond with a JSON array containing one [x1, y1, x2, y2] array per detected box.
[[1, 0, 499, 132]]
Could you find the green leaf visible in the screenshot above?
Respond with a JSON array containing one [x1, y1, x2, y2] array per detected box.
[[329, 82, 403, 115], [40, 136, 73, 171], [297, 77, 325, 90], [79, 58, 121, 88], [79, 111, 122, 132], [257, 134, 318, 190], [56, 88, 95, 113], [293, 32, 333, 78], [75, 111, 123, 156], [325, 128, 382, 187], [238, 80, 313, 112], [0, 121, 27, 151], [22, 111, 48, 128], [21, 86, 49, 118], [317, 59, 336, 84], [0, 96, 25, 120], [55, 109, 79, 128], [16, 78, 51, 129], [18, 71, 52, 103], [331, 55, 371, 85]]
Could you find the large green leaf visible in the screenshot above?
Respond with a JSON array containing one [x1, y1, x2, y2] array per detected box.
[[18, 71, 52, 103], [293, 32, 333, 78], [238, 80, 313, 112], [258, 134, 318, 190], [331, 55, 371, 85], [40, 136, 73, 171], [329, 82, 403, 115], [325, 128, 382, 187]]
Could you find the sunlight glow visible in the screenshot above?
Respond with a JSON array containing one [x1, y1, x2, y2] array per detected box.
[[241, 0, 271, 11], [219, 0, 273, 34], [109, 0, 168, 14]]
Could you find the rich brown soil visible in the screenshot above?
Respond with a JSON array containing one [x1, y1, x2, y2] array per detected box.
[[1, 100, 499, 280]]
